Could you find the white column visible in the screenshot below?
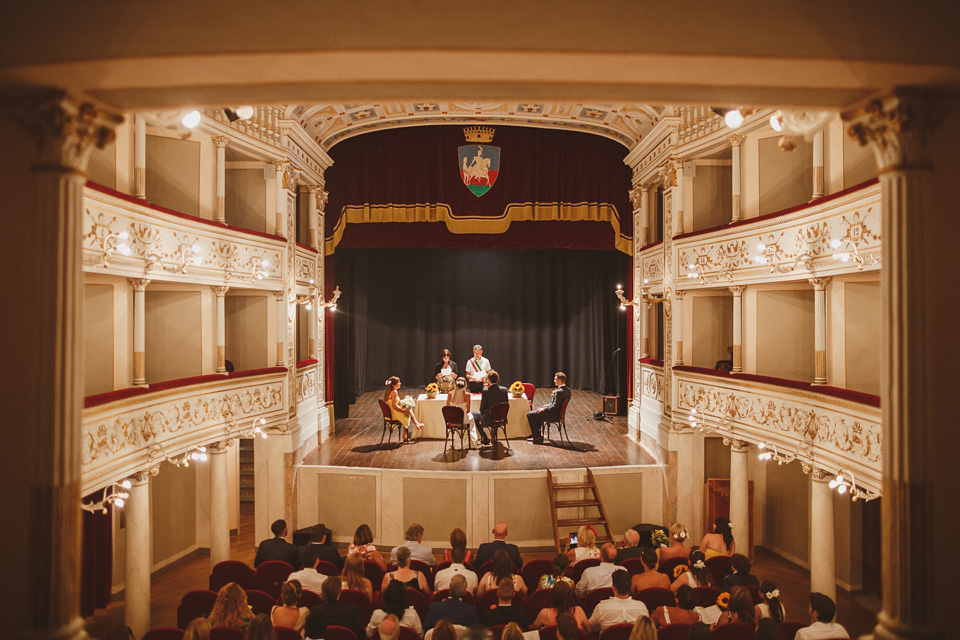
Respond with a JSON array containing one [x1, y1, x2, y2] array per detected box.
[[125, 473, 152, 639], [676, 431, 704, 540], [11, 95, 120, 640], [639, 186, 650, 246], [213, 286, 229, 373], [130, 278, 150, 385], [209, 442, 231, 567], [275, 162, 286, 237], [274, 289, 286, 366], [728, 439, 750, 557], [641, 301, 650, 359], [810, 278, 830, 385], [308, 294, 318, 360], [307, 186, 319, 250], [673, 290, 686, 365], [730, 286, 745, 372], [134, 113, 146, 199], [673, 160, 685, 236], [729, 134, 743, 223], [214, 136, 228, 224], [846, 92, 948, 640], [812, 130, 825, 199], [810, 469, 837, 602]]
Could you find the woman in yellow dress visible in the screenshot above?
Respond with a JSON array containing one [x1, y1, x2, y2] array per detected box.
[[698, 516, 735, 558], [384, 376, 422, 442]]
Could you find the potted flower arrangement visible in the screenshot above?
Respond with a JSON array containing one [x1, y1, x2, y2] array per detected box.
[[651, 529, 669, 548], [425, 382, 439, 399], [509, 381, 525, 398]]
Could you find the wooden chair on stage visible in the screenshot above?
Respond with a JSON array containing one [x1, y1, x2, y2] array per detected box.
[[442, 405, 471, 453], [489, 402, 511, 451], [378, 399, 404, 445], [543, 399, 571, 446], [522, 383, 536, 409]]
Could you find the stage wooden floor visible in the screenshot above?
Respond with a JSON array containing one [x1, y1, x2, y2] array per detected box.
[[302, 388, 657, 470]]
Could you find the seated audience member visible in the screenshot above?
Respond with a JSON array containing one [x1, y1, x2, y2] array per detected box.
[[342, 552, 375, 600], [671, 550, 714, 591], [586, 570, 649, 634], [689, 621, 713, 640], [245, 614, 276, 640], [368, 580, 424, 639], [271, 581, 309, 632], [349, 523, 388, 570], [538, 553, 574, 590], [755, 580, 786, 623], [556, 612, 580, 640], [482, 577, 530, 628], [287, 546, 329, 595], [659, 523, 691, 561], [184, 618, 211, 640], [377, 614, 400, 640], [615, 529, 643, 563], [502, 622, 526, 640], [298, 523, 344, 571], [426, 620, 461, 640], [424, 574, 479, 629], [699, 517, 735, 558], [434, 545, 478, 593], [714, 587, 756, 630], [304, 576, 366, 640], [382, 545, 430, 595], [255, 519, 298, 568], [477, 549, 528, 598], [209, 582, 255, 630], [756, 618, 786, 640], [576, 542, 627, 598], [723, 554, 760, 590], [443, 527, 474, 566], [794, 593, 849, 640], [565, 524, 601, 563], [630, 547, 671, 595], [530, 580, 588, 632], [628, 616, 657, 640], [391, 523, 437, 566], [475, 520, 523, 570], [651, 584, 701, 628]]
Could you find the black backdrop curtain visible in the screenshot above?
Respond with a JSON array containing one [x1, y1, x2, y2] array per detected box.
[[334, 248, 627, 417]]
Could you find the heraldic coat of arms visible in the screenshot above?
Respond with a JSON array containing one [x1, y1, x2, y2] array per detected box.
[[458, 126, 500, 197]]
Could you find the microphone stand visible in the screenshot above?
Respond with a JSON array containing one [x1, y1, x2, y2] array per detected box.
[[594, 347, 620, 422]]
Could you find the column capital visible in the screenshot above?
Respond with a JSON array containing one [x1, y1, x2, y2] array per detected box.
[[9, 92, 122, 171], [628, 186, 643, 211], [315, 188, 329, 211], [283, 165, 300, 191], [212, 285, 230, 297], [727, 133, 745, 148], [844, 91, 949, 173], [809, 277, 831, 290], [724, 438, 751, 452], [128, 278, 151, 292], [674, 289, 687, 300], [729, 285, 746, 296], [272, 289, 286, 301], [127, 467, 158, 485], [209, 440, 232, 453], [658, 163, 677, 188], [212, 136, 229, 149], [807, 466, 833, 481]]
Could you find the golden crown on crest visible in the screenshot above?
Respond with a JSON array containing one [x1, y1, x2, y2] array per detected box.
[[463, 126, 495, 143]]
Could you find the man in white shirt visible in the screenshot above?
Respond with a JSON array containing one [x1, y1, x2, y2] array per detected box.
[[795, 593, 850, 640], [286, 546, 329, 594], [433, 545, 478, 593], [390, 522, 437, 566], [464, 344, 492, 393], [586, 570, 648, 633], [575, 543, 627, 598]]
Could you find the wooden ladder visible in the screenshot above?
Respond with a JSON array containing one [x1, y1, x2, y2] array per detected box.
[[547, 468, 615, 552]]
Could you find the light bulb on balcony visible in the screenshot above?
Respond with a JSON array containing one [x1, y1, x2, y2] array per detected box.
[[830, 239, 842, 249], [192, 244, 201, 253], [725, 109, 744, 128], [616, 284, 623, 290], [121, 479, 132, 489], [757, 242, 766, 252], [114, 497, 125, 508], [309, 279, 315, 284], [643, 278, 648, 284], [839, 253, 850, 262], [328, 304, 337, 311], [182, 110, 202, 128], [199, 453, 208, 462], [619, 304, 626, 311], [261, 259, 270, 268], [119, 231, 129, 240], [235, 106, 255, 120], [117, 243, 131, 255], [306, 302, 313, 310], [770, 113, 783, 132], [258, 418, 266, 425], [837, 483, 847, 495], [829, 478, 838, 489]]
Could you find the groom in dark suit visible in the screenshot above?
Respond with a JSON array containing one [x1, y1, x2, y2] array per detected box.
[[527, 372, 571, 444], [471, 369, 507, 446]]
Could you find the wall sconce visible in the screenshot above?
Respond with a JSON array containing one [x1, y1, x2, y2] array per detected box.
[[99, 230, 132, 266], [322, 286, 342, 311], [250, 256, 272, 282], [169, 242, 203, 274], [712, 107, 757, 129], [80, 481, 131, 514], [615, 284, 637, 310], [830, 238, 877, 270], [753, 234, 813, 274], [295, 292, 315, 310], [829, 469, 879, 502], [169, 446, 208, 468], [757, 442, 797, 465]]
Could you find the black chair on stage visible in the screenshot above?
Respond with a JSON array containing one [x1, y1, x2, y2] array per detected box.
[[442, 405, 471, 453], [543, 399, 571, 446], [489, 402, 511, 451], [378, 399, 404, 445]]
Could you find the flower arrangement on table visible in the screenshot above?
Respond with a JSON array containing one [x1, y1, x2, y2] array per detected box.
[[425, 383, 439, 398], [673, 564, 688, 578], [398, 396, 416, 411], [716, 591, 730, 610], [509, 381, 525, 397], [651, 529, 669, 548]]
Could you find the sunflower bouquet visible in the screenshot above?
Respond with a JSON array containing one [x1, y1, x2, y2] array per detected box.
[[651, 529, 669, 548], [673, 564, 688, 578], [509, 381, 525, 397], [425, 382, 439, 398], [717, 592, 730, 611]]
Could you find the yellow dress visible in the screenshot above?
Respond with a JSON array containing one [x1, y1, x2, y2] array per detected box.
[[704, 548, 727, 559], [389, 395, 410, 427]]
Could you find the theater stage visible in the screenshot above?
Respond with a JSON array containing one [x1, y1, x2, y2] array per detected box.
[[302, 387, 656, 471]]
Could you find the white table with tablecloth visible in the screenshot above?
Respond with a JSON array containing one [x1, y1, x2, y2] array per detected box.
[[415, 393, 531, 440]]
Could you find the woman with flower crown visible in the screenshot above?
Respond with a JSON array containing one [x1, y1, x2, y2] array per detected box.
[[384, 376, 422, 442], [659, 522, 692, 561], [699, 516, 736, 558], [671, 549, 715, 591]]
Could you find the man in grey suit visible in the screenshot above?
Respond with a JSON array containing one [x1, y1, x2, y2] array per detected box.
[[471, 369, 507, 446]]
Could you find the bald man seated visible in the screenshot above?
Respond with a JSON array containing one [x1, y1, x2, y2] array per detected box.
[[615, 529, 643, 563], [475, 521, 523, 569]]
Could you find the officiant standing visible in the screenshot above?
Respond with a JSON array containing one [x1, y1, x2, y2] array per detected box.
[[464, 344, 492, 393]]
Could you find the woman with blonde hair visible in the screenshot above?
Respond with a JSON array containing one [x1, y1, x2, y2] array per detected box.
[[270, 581, 309, 631], [208, 582, 254, 630], [565, 524, 600, 563], [501, 622, 525, 640], [659, 523, 691, 561], [342, 552, 375, 600], [184, 618, 211, 640], [627, 615, 658, 640]]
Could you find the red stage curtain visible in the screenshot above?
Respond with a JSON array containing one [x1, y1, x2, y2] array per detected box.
[[81, 490, 113, 617]]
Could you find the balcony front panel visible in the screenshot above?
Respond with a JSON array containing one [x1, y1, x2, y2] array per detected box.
[[638, 243, 664, 293], [295, 245, 319, 286]]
